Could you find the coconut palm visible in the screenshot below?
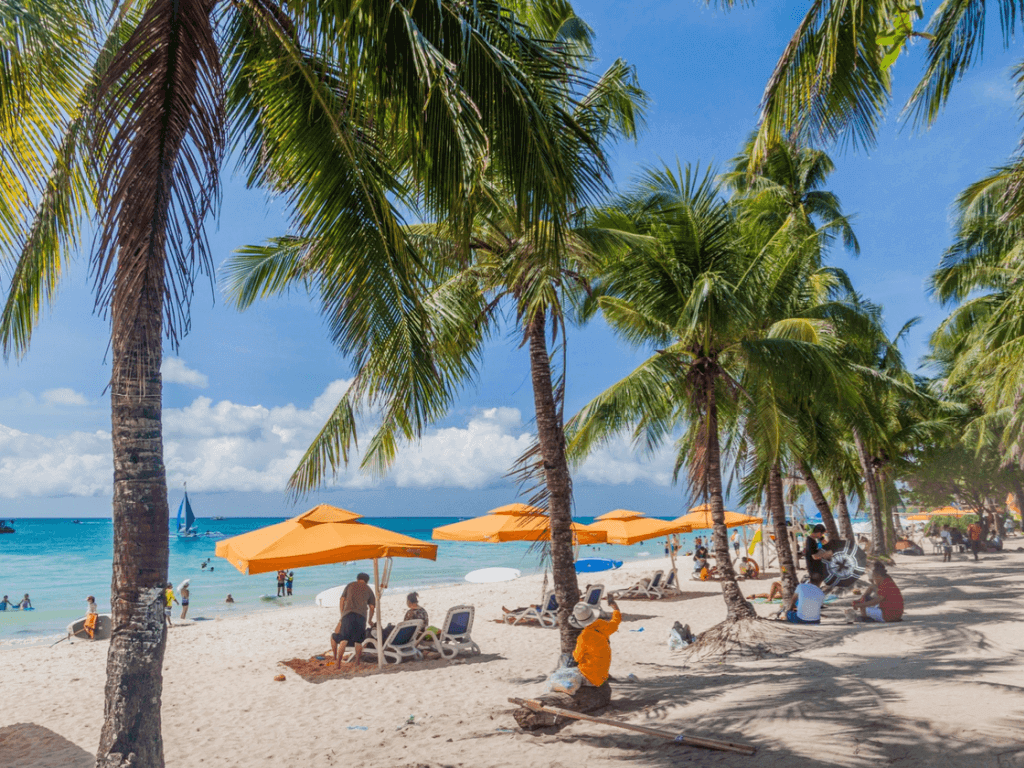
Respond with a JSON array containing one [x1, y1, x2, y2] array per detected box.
[[715, 1, 1024, 173], [225, 3, 647, 655], [0, 2, 623, 764], [567, 163, 851, 624]]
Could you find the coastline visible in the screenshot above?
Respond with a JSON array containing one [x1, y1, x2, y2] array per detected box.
[[3, 550, 1024, 767]]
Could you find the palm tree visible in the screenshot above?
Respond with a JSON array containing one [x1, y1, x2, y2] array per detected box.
[[568, 163, 850, 624], [716, 1, 1024, 177], [1, 2, 621, 764], [225, 3, 647, 655]]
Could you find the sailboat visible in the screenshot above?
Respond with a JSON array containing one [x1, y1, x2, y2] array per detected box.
[[174, 485, 199, 538]]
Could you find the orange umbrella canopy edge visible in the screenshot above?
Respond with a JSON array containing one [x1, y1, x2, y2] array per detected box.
[[585, 509, 692, 545], [672, 503, 762, 530], [432, 504, 605, 544], [215, 505, 437, 575]]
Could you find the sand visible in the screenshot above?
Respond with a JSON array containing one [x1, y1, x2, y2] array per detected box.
[[3, 548, 1024, 768]]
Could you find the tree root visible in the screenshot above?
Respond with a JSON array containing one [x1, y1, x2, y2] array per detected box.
[[681, 617, 813, 662]]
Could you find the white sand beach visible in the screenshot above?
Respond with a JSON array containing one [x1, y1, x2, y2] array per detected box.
[[2, 549, 1024, 768]]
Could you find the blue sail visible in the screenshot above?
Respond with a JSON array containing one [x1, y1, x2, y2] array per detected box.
[[183, 492, 196, 533], [175, 497, 184, 532]]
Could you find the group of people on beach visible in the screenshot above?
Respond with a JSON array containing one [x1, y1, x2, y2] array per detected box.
[[276, 570, 295, 597], [329, 572, 431, 668], [0, 594, 32, 611]]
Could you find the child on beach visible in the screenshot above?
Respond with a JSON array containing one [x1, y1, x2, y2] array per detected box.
[[164, 583, 178, 627], [84, 596, 98, 639], [940, 525, 953, 563], [0, 595, 10, 611], [286, 572, 294, 596], [19, 594, 31, 610]]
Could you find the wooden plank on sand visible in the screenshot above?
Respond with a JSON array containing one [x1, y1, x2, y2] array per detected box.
[[507, 698, 756, 755]]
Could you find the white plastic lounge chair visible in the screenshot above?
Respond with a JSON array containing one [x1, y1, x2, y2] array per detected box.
[[424, 605, 480, 659], [660, 569, 683, 594], [358, 620, 424, 665], [582, 584, 611, 618], [611, 570, 665, 600], [504, 590, 558, 627]]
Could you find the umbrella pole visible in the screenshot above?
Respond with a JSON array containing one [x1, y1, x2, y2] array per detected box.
[[373, 557, 384, 670], [668, 536, 677, 584]]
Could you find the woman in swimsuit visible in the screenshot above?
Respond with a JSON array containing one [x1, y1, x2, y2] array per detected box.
[[180, 581, 190, 620]]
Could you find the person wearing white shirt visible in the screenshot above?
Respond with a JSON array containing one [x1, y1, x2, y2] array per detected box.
[[782, 570, 825, 624], [940, 525, 954, 563]]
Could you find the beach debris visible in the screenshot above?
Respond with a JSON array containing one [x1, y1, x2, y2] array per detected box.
[[508, 698, 756, 755], [625, 673, 639, 682], [347, 726, 368, 731], [273, 674, 286, 681], [511, 684, 611, 730]]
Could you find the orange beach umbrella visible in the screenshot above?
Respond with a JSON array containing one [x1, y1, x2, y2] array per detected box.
[[216, 504, 438, 670], [431, 503, 605, 545], [215, 504, 438, 576], [672, 503, 762, 530], [929, 506, 976, 518], [583, 509, 692, 545]]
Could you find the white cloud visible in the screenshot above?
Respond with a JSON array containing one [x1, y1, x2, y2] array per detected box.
[[41, 388, 90, 407], [0, 381, 675, 498], [161, 358, 209, 388]]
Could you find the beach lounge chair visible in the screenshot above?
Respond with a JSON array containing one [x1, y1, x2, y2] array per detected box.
[[611, 570, 665, 600], [424, 605, 480, 659], [582, 584, 611, 618], [660, 569, 683, 594], [358, 620, 424, 665], [504, 591, 558, 627]]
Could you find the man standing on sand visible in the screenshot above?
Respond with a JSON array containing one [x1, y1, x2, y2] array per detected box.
[[805, 524, 831, 581], [967, 521, 982, 561], [940, 525, 953, 563], [276, 570, 287, 597], [331, 572, 376, 668]]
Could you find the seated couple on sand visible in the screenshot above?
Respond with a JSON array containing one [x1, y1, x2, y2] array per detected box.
[[331, 574, 433, 668]]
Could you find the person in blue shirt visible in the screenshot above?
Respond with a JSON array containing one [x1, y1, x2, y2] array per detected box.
[[0, 595, 11, 611]]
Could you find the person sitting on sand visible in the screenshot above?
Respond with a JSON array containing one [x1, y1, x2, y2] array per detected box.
[[781, 570, 825, 625], [331, 572, 376, 668], [84, 596, 98, 639], [225, 594, 234, 603], [0, 595, 10, 611], [848, 563, 903, 623], [19, 594, 31, 610], [739, 557, 760, 580], [571, 597, 621, 688]]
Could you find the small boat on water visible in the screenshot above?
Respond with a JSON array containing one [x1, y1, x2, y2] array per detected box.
[[72, 519, 83, 524], [0, 520, 14, 534], [210, 516, 225, 520], [173, 485, 199, 538]]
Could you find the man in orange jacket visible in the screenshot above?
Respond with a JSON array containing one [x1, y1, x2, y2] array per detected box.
[[571, 597, 621, 687]]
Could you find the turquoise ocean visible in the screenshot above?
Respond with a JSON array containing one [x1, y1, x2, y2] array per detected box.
[[0, 516, 699, 646]]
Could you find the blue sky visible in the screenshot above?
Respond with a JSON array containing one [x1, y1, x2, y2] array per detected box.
[[2, 2, 1021, 519]]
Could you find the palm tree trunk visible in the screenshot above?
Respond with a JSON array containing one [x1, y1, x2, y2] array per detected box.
[[768, 461, 798, 603], [835, 487, 855, 542], [852, 428, 886, 555], [705, 375, 756, 620], [97, 285, 169, 768], [797, 460, 839, 541], [527, 315, 580, 655]]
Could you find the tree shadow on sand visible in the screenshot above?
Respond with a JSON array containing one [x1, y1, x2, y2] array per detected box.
[[0, 723, 93, 768]]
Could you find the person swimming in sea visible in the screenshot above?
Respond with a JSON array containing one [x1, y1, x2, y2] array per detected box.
[[19, 594, 32, 610], [225, 594, 234, 603], [0, 595, 11, 611]]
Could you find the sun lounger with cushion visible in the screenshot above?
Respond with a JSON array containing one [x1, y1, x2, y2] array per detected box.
[[611, 570, 665, 600], [582, 584, 611, 618], [425, 605, 480, 659], [358, 620, 424, 665], [504, 591, 558, 627]]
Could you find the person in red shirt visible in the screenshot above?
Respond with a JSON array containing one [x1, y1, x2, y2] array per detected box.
[[967, 522, 982, 561], [849, 562, 903, 623]]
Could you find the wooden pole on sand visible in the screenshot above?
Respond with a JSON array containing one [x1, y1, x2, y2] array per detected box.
[[508, 698, 756, 755]]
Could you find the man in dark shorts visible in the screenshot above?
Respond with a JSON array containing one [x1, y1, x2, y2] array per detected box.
[[332, 572, 376, 668], [804, 524, 830, 580]]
